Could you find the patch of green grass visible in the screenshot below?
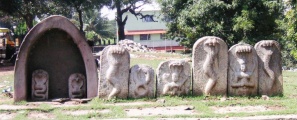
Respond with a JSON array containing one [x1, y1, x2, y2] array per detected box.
[[13, 110, 29, 120], [130, 51, 190, 69], [13, 101, 27, 105], [0, 74, 14, 87], [36, 103, 54, 112], [102, 106, 126, 118]]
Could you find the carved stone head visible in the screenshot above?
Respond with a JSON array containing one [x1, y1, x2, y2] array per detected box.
[[69, 73, 86, 98]]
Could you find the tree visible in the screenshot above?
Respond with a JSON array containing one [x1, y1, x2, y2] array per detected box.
[[105, 0, 151, 40], [284, 0, 297, 61], [158, 0, 284, 48], [54, 0, 108, 32], [0, 0, 66, 30], [83, 9, 115, 40]]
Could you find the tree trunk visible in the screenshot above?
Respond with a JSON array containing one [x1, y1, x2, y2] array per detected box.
[[24, 14, 34, 31], [78, 9, 84, 32], [117, 20, 125, 40], [116, 1, 126, 41]]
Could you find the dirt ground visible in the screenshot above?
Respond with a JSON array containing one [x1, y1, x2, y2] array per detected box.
[[0, 66, 14, 76]]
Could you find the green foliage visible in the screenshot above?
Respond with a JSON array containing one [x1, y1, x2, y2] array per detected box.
[[0, 0, 65, 30], [159, 0, 284, 48], [284, 2, 297, 60], [83, 9, 115, 40]]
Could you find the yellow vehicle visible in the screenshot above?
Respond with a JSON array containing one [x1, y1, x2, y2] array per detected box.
[[0, 28, 18, 64]]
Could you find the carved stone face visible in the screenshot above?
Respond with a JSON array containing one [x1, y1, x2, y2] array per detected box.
[[71, 76, 84, 92], [235, 46, 252, 73], [69, 73, 86, 97], [238, 59, 246, 72], [137, 67, 151, 83], [33, 71, 48, 89], [169, 62, 184, 82], [203, 38, 220, 56]]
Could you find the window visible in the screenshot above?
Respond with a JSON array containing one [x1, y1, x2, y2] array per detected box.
[[125, 35, 134, 40], [142, 15, 155, 22], [160, 33, 165, 40], [140, 34, 151, 40]]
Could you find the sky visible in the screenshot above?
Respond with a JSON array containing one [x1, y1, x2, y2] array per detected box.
[[100, 1, 160, 20]]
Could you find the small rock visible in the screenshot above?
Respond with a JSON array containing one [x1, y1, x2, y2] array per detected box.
[[220, 97, 227, 101], [51, 98, 70, 103], [71, 98, 92, 103], [156, 99, 166, 103], [184, 106, 195, 110], [262, 95, 269, 100]]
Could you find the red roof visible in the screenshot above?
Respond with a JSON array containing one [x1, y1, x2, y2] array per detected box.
[[125, 29, 166, 35]]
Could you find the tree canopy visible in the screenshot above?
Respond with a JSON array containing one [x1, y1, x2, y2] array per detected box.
[[284, 0, 297, 59], [0, 0, 67, 30], [104, 0, 151, 40], [53, 0, 109, 32], [158, 0, 284, 48]]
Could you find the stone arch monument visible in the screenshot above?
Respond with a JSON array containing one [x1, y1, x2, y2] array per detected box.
[[14, 15, 97, 101]]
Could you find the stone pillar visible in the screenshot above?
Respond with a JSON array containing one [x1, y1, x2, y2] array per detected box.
[[129, 64, 155, 98], [98, 45, 130, 99], [228, 43, 258, 96], [156, 60, 191, 96], [255, 40, 283, 96], [192, 36, 228, 96]]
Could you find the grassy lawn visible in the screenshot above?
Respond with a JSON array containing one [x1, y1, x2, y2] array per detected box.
[[0, 52, 296, 119]]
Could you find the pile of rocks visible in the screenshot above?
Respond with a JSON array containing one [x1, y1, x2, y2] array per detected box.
[[118, 39, 152, 52]]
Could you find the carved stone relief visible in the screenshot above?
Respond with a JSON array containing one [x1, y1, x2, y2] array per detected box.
[[99, 45, 130, 99], [228, 43, 258, 96], [157, 60, 191, 96], [31, 69, 48, 101], [69, 73, 86, 98], [192, 36, 228, 96], [129, 64, 154, 98], [255, 40, 283, 96]]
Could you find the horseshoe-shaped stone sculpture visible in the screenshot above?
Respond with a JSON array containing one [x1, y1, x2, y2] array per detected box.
[[129, 64, 154, 98], [157, 60, 191, 96], [192, 36, 228, 96], [255, 40, 283, 96], [99, 45, 130, 99], [32, 69, 48, 101]]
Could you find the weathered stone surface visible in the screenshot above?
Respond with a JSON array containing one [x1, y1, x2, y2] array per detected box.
[[31, 69, 48, 101], [99, 45, 130, 99], [68, 73, 86, 98], [255, 40, 283, 96], [228, 43, 258, 96], [14, 15, 97, 101], [192, 36, 228, 96], [129, 64, 155, 98], [156, 60, 191, 96]]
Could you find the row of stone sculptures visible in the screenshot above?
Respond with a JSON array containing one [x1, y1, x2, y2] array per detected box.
[[31, 70, 86, 101], [194, 36, 282, 97], [98, 36, 282, 99]]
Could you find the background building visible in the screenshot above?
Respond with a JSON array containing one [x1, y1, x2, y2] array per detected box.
[[123, 10, 185, 52]]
